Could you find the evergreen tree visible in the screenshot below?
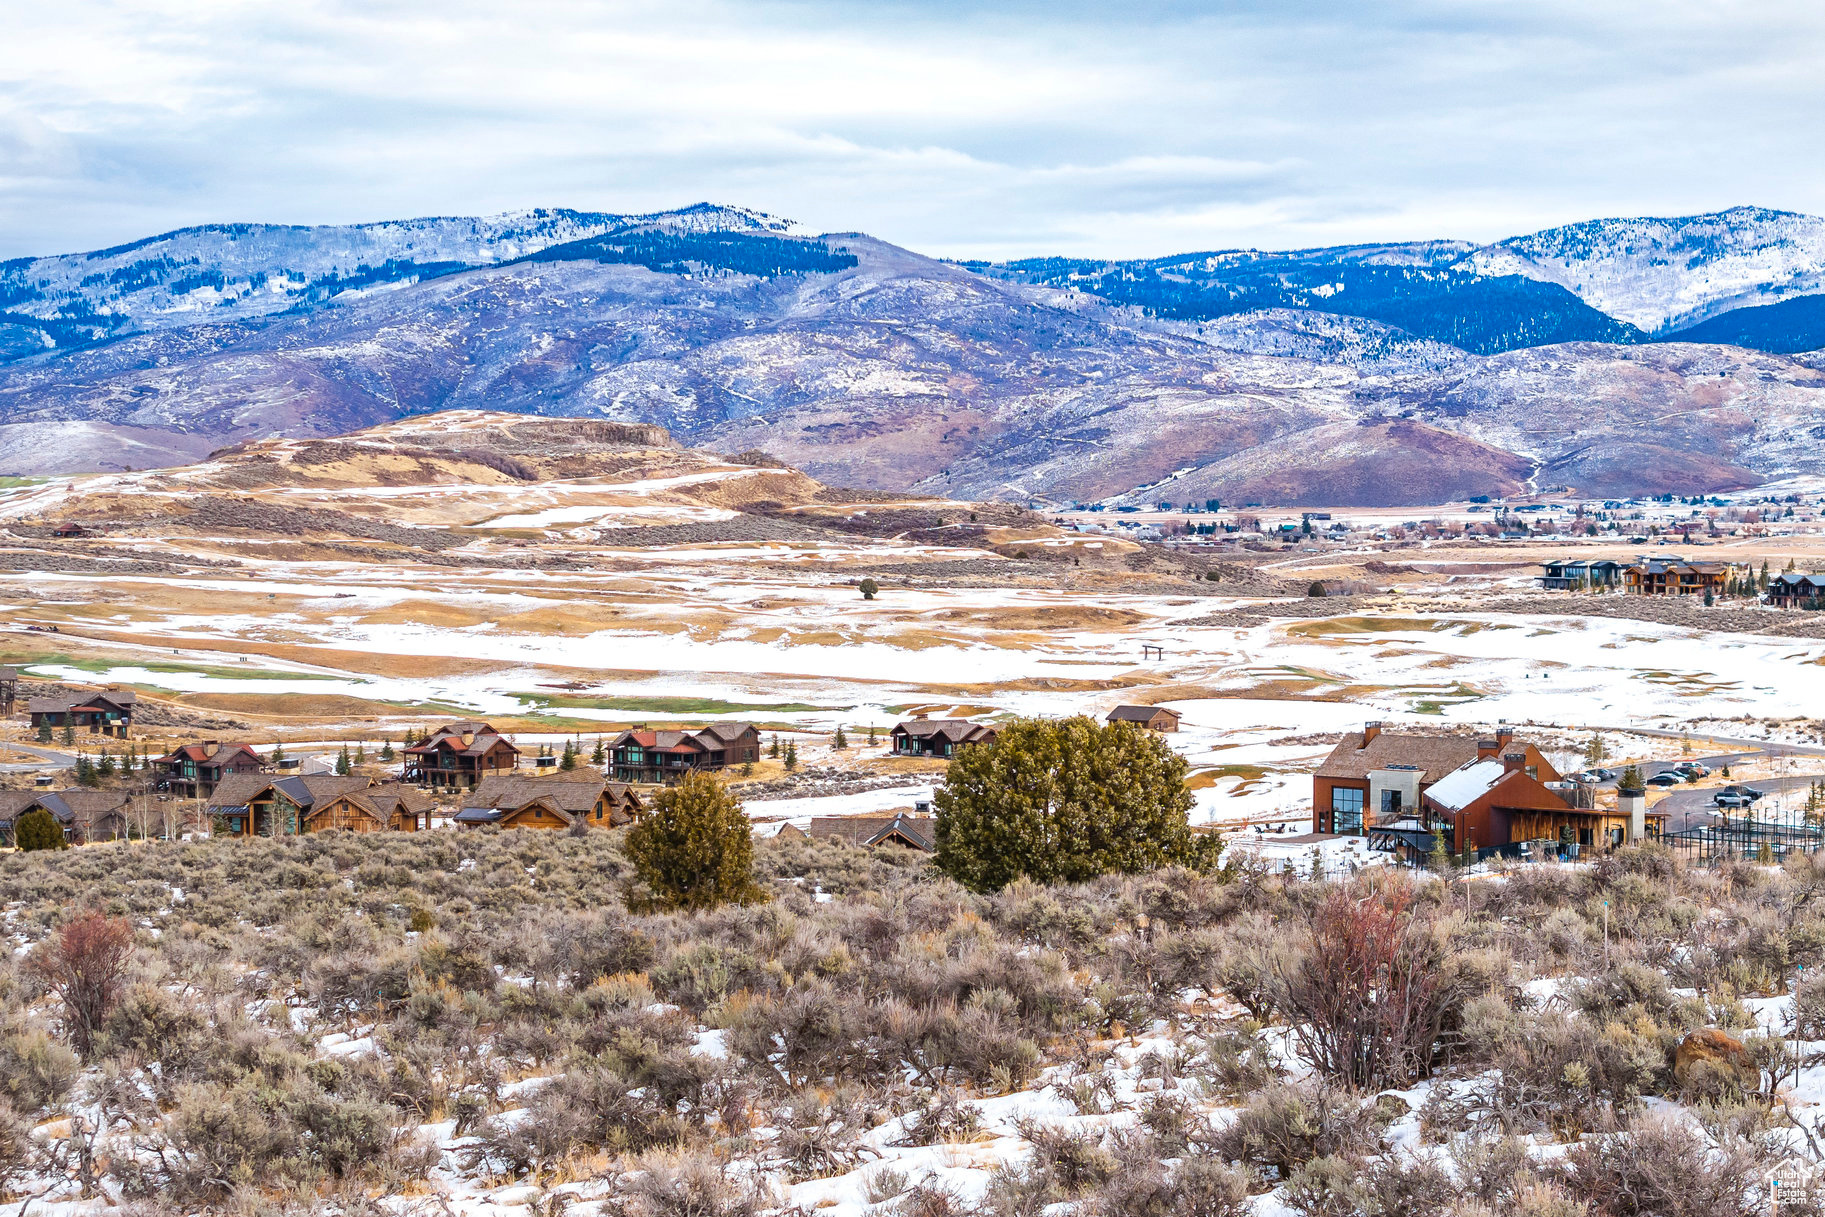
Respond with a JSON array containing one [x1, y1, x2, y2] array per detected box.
[[560, 738, 578, 771], [270, 741, 285, 766], [36, 722, 50, 743], [14, 807, 65, 851], [355, 742, 366, 764], [74, 754, 98, 787], [858, 578, 879, 601], [97, 749, 115, 779], [833, 724, 847, 750], [1429, 824, 1454, 874], [769, 735, 781, 759], [1582, 732, 1610, 768], [624, 771, 765, 911], [784, 741, 799, 771], [868, 725, 879, 746], [592, 737, 606, 765], [933, 716, 1217, 892], [61, 722, 75, 747], [380, 738, 395, 762], [335, 745, 351, 776]]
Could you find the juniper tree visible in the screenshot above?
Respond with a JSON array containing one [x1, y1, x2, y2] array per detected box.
[[624, 771, 765, 911], [933, 716, 1216, 892], [14, 807, 64, 851]]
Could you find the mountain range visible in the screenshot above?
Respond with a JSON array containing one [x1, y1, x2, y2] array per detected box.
[[5, 202, 1825, 505]]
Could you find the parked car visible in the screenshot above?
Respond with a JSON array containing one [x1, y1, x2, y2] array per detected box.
[[1713, 790, 1755, 809], [1595, 768, 1619, 781], [1714, 784, 1764, 803], [1647, 772, 1683, 787], [1673, 762, 1711, 778]]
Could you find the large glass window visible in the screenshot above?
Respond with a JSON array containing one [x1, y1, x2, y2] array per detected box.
[[1331, 787, 1365, 834], [1379, 789, 1402, 816]]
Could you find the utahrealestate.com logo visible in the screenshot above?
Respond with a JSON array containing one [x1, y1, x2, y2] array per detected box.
[[1771, 1159, 1823, 1210]]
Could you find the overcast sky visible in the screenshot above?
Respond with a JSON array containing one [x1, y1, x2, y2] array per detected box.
[[4, 0, 1825, 261]]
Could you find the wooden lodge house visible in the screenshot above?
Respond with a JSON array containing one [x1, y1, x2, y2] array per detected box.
[[29, 689, 136, 738], [0, 788, 131, 845], [150, 741, 268, 798], [207, 774, 433, 836], [1420, 753, 1637, 857], [402, 722, 520, 790], [1312, 723, 1556, 835], [1768, 572, 1825, 608], [607, 722, 761, 784], [889, 717, 998, 757], [454, 774, 642, 829], [1623, 558, 1731, 597], [1105, 705, 1182, 732]]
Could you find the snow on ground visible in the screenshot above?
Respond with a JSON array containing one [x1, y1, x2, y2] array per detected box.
[[743, 784, 934, 824]]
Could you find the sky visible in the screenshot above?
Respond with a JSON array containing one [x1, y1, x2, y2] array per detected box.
[[4, 0, 1825, 261]]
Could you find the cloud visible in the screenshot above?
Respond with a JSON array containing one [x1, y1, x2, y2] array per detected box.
[[3, 0, 1825, 259]]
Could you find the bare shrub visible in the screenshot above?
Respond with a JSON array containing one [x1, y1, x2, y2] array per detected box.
[[1208, 1082, 1392, 1180], [26, 911, 135, 1058], [1274, 879, 1461, 1090], [602, 1154, 764, 1217], [1012, 1118, 1116, 1194], [0, 1024, 78, 1113], [0, 1097, 32, 1196], [895, 1090, 983, 1146], [1564, 1112, 1766, 1217], [1284, 1151, 1457, 1217]]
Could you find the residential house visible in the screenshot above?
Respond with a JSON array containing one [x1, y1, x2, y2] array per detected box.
[[1311, 723, 1558, 835], [607, 722, 761, 783], [0, 789, 131, 845], [1105, 705, 1182, 732], [806, 813, 936, 851], [150, 741, 268, 798], [1623, 558, 1731, 596], [28, 689, 137, 738], [1768, 573, 1825, 608], [402, 721, 520, 789], [889, 718, 998, 757], [1539, 559, 1626, 590], [207, 774, 430, 836], [453, 774, 642, 830], [1421, 753, 1632, 857]]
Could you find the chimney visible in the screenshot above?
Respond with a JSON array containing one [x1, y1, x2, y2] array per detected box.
[[1503, 752, 1525, 775], [1617, 786, 1647, 842], [1495, 727, 1515, 749], [1360, 722, 1382, 747], [1476, 738, 1499, 760]]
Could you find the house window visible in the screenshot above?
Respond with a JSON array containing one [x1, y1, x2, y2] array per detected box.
[[1331, 787, 1364, 834], [1379, 790, 1402, 816]]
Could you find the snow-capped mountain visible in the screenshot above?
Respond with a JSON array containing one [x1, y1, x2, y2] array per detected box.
[[0, 203, 791, 351], [1467, 205, 1825, 333], [6, 202, 1825, 504]]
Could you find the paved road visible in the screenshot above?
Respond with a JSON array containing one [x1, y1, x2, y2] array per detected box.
[[1650, 772, 1825, 833], [0, 741, 77, 773]]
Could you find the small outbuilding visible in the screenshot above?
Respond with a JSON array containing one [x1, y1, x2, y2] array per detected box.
[[1105, 705, 1181, 732]]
